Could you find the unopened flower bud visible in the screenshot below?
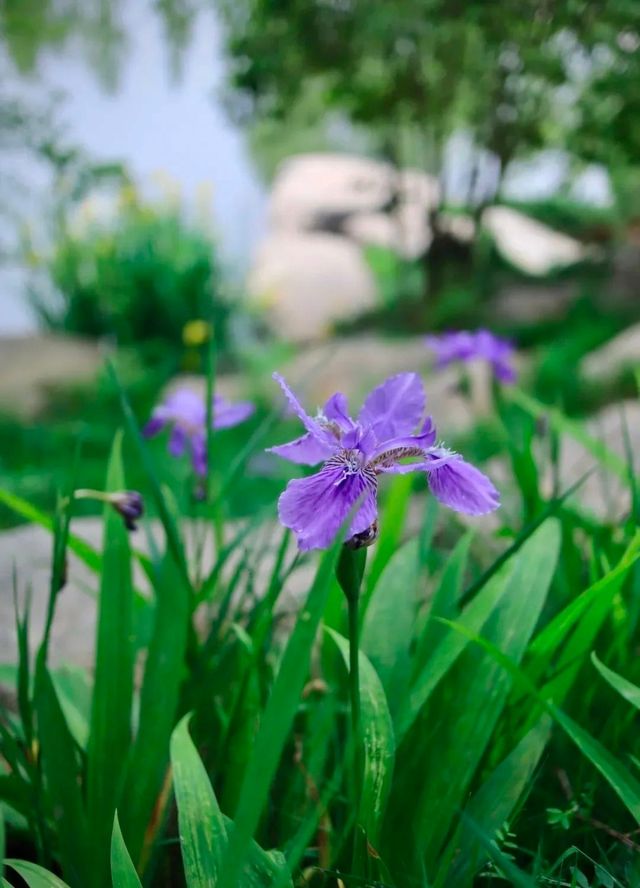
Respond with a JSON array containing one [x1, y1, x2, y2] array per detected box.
[[108, 490, 144, 531]]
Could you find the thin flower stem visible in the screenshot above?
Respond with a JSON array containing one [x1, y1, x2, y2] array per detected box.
[[336, 544, 367, 870], [347, 590, 363, 801]]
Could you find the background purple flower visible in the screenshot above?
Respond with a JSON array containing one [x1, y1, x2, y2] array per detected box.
[[426, 329, 516, 383], [268, 372, 499, 551], [144, 387, 254, 475]]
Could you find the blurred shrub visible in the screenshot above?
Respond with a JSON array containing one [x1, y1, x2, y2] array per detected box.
[[29, 184, 230, 351]]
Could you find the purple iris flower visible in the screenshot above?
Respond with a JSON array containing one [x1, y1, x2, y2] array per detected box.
[[268, 372, 499, 552], [425, 329, 516, 383], [144, 387, 254, 476]]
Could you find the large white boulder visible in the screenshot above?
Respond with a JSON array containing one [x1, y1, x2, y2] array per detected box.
[[248, 232, 378, 341], [483, 206, 587, 276], [268, 153, 395, 230], [267, 153, 441, 232], [344, 202, 433, 260]]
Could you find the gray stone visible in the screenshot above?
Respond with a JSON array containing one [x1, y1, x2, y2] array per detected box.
[[248, 232, 377, 341], [482, 206, 588, 276], [581, 324, 640, 384], [0, 334, 104, 418], [268, 153, 395, 230], [542, 400, 640, 521]]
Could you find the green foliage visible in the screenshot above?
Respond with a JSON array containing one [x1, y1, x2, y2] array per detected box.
[[1, 369, 640, 888], [29, 183, 230, 352]]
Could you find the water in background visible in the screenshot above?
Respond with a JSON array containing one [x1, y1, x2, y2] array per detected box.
[[0, 0, 266, 334]]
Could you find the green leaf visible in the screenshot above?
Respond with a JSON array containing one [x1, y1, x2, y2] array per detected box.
[[120, 547, 190, 869], [553, 709, 640, 823], [443, 623, 640, 824], [0, 488, 102, 574], [107, 360, 191, 590], [170, 715, 227, 886], [33, 665, 92, 888], [443, 717, 551, 886], [537, 539, 640, 705], [398, 559, 514, 741], [416, 530, 474, 661], [51, 667, 92, 750], [5, 860, 72, 888], [218, 537, 341, 885], [0, 804, 5, 861], [407, 519, 560, 869], [592, 653, 640, 711], [86, 433, 135, 888], [361, 539, 419, 724], [110, 813, 143, 888], [327, 628, 395, 851]]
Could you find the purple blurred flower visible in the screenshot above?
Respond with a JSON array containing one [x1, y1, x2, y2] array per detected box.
[[425, 329, 516, 383], [268, 372, 499, 551], [144, 387, 254, 476], [109, 490, 144, 531]]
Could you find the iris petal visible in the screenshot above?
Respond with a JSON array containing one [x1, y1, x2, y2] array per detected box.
[[358, 372, 426, 439], [268, 433, 336, 466], [278, 463, 377, 551], [425, 452, 500, 515], [273, 373, 336, 447]]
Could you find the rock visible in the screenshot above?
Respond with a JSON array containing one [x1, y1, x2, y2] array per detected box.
[[0, 334, 104, 419], [247, 232, 377, 341], [268, 153, 395, 230], [482, 206, 588, 276], [344, 203, 432, 260], [581, 323, 640, 384], [268, 153, 440, 232], [438, 212, 476, 244], [396, 168, 441, 210], [543, 400, 640, 521]]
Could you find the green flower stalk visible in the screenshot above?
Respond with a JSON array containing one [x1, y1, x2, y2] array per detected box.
[[336, 543, 368, 860]]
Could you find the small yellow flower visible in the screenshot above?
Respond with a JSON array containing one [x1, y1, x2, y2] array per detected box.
[[182, 319, 212, 347]]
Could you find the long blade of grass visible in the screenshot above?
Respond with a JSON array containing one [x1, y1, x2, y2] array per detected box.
[[106, 360, 191, 588], [592, 653, 640, 710], [397, 559, 514, 741], [408, 519, 560, 869], [442, 622, 640, 823], [5, 860, 73, 888], [508, 387, 629, 481], [415, 529, 474, 662], [110, 814, 143, 888], [459, 470, 591, 608], [170, 715, 227, 886], [120, 547, 190, 869], [33, 665, 92, 888], [0, 488, 102, 573], [443, 717, 551, 887], [361, 538, 419, 724], [86, 432, 135, 888], [218, 537, 342, 886]]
